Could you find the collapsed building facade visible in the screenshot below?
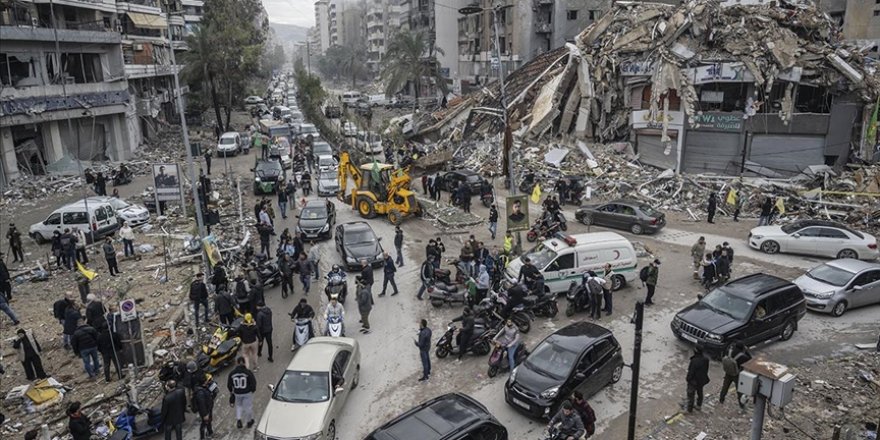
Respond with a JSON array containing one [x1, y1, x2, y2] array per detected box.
[[424, 0, 880, 177]]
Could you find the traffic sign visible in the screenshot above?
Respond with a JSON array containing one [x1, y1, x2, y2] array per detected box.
[[120, 299, 137, 322]]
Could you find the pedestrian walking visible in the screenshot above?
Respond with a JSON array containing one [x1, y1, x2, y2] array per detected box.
[[644, 259, 660, 305], [707, 193, 717, 224], [193, 376, 216, 439], [279, 254, 295, 298], [357, 278, 373, 333], [685, 345, 711, 413], [60, 228, 76, 270], [0, 292, 20, 325], [359, 259, 374, 293], [380, 252, 399, 296], [227, 357, 256, 429], [758, 197, 773, 226], [239, 313, 259, 370], [13, 328, 48, 380], [214, 289, 235, 325], [97, 324, 123, 382], [394, 226, 404, 266], [102, 238, 120, 276], [732, 189, 744, 222], [602, 263, 614, 316], [188, 273, 210, 326], [415, 319, 431, 381], [720, 342, 752, 408], [301, 170, 312, 196], [85, 293, 107, 329], [73, 228, 88, 264], [0, 258, 11, 301], [488, 204, 498, 240], [95, 172, 107, 196], [203, 148, 212, 175], [308, 240, 321, 280], [119, 222, 135, 257], [62, 302, 81, 350], [297, 253, 313, 293], [71, 319, 101, 378], [416, 256, 435, 300], [256, 304, 274, 362], [160, 380, 186, 440], [277, 186, 289, 219], [211, 262, 228, 293], [7, 223, 24, 263], [258, 223, 273, 259], [67, 402, 92, 440], [690, 237, 706, 280]]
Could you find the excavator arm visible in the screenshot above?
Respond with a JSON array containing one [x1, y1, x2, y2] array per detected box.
[[337, 151, 363, 207]]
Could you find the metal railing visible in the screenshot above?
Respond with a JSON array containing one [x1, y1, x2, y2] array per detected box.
[[0, 13, 112, 32]]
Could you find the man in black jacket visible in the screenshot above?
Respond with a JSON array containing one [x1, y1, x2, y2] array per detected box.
[[85, 294, 107, 329], [0, 257, 11, 301], [416, 256, 435, 300], [71, 320, 101, 379], [160, 381, 187, 440], [214, 290, 234, 325], [6, 223, 24, 263], [227, 357, 257, 428], [279, 254, 295, 298], [685, 345, 711, 412], [67, 402, 92, 440], [97, 324, 123, 382], [255, 304, 274, 362], [380, 252, 398, 297], [452, 307, 475, 361], [488, 204, 499, 240], [211, 262, 228, 293], [193, 376, 215, 439], [394, 226, 404, 266], [14, 328, 48, 380], [189, 273, 210, 326], [415, 319, 431, 382]]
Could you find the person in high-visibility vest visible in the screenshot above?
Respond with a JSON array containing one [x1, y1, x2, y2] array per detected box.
[[503, 231, 513, 255]]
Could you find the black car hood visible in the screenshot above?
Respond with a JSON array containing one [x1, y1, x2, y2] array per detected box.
[[299, 218, 328, 229], [677, 302, 745, 334], [346, 242, 381, 259], [256, 167, 282, 178], [515, 364, 566, 395]]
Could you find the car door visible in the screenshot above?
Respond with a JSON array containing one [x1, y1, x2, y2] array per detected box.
[[595, 204, 617, 228], [847, 269, 880, 308], [543, 253, 576, 293], [742, 298, 775, 344], [573, 347, 600, 397], [785, 227, 821, 255], [43, 212, 63, 236], [618, 205, 637, 229], [588, 338, 616, 385], [335, 226, 344, 254], [816, 227, 850, 258], [753, 294, 788, 343], [329, 350, 353, 417]]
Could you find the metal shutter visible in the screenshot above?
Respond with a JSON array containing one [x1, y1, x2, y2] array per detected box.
[[750, 135, 825, 175], [683, 132, 742, 174], [636, 134, 678, 170]]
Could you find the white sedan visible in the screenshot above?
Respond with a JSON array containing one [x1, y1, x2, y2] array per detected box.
[[244, 96, 264, 105], [255, 337, 360, 440], [749, 220, 879, 260]]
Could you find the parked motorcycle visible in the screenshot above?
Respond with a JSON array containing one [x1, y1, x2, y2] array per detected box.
[[111, 168, 133, 186], [428, 281, 468, 308], [565, 281, 590, 317], [254, 260, 281, 288], [492, 290, 533, 334], [487, 342, 529, 378], [196, 318, 242, 373], [326, 315, 344, 337], [523, 292, 559, 318], [325, 273, 348, 303], [526, 218, 562, 242], [434, 322, 498, 359], [434, 260, 468, 285]]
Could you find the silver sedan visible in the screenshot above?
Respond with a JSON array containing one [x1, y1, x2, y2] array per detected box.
[[794, 258, 880, 317]]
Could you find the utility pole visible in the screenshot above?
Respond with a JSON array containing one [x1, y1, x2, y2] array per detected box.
[[626, 301, 644, 440], [307, 40, 311, 74]]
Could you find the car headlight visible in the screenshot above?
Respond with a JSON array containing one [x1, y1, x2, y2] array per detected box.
[[814, 291, 835, 299], [302, 433, 322, 440], [320, 224, 329, 232], [541, 386, 559, 399], [346, 256, 356, 263], [751, 235, 763, 240], [254, 177, 261, 182], [672, 316, 681, 328], [509, 366, 518, 383], [705, 333, 723, 342]]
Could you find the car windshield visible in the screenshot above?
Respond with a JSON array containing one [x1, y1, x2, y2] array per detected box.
[[301, 126, 317, 134], [700, 288, 754, 321], [523, 244, 558, 270], [301, 207, 327, 219], [345, 229, 376, 245], [806, 264, 854, 287], [273, 371, 330, 403], [315, 147, 332, 155], [319, 157, 334, 165], [465, 175, 481, 183], [220, 137, 236, 144], [107, 199, 130, 210], [524, 341, 579, 380]]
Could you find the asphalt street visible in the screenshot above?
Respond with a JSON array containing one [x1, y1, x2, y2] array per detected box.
[[3, 151, 878, 440]]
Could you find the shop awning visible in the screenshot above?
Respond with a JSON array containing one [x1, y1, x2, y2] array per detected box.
[[127, 12, 167, 30]]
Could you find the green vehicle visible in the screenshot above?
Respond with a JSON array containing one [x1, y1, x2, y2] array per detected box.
[[253, 159, 285, 195]]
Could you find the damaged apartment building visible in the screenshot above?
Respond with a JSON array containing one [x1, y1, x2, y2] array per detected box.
[[0, 0, 201, 185]]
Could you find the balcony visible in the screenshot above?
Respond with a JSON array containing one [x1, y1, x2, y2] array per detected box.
[[183, 14, 200, 22], [116, 0, 162, 15], [168, 15, 184, 26], [1, 83, 130, 124], [0, 17, 120, 44], [125, 64, 183, 79], [31, 0, 118, 13], [172, 40, 189, 50], [181, 0, 204, 6], [535, 0, 553, 5]]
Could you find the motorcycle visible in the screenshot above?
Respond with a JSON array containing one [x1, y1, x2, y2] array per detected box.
[[196, 318, 242, 373], [112, 168, 133, 186], [325, 273, 348, 303], [487, 342, 529, 378], [481, 191, 494, 208], [526, 219, 562, 242], [492, 290, 532, 334], [565, 281, 590, 317], [523, 292, 559, 318], [290, 316, 314, 351], [434, 322, 498, 359], [108, 403, 163, 440], [543, 424, 586, 440], [434, 260, 468, 285], [326, 315, 344, 337], [428, 281, 468, 308], [254, 260, 282, 288]]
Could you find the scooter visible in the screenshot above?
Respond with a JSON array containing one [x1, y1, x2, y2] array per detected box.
[[543, 424, 586, 440], [434, 260, 469, 285], [487, 342, 529, 378], [325, 273, 348, 303], [434, 322, 498, 359], [196, 318, 242, 373], [526, 219, 562, 242], [523, 292, 559, 318], [565, 281, 590, 317], [290, 316, 314, 350], [326, 315, 344, 337], [254, 261, 281, 287], [428, 281, 468, 308], [108, 403, 163, 440]]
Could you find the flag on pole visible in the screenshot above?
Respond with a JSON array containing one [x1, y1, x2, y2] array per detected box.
[[76, 261, 97, 281], [726, 188, 738, 205], [530, 183, 542, 203], [867, 97, 880, 146], [775, 197, 786, 215]]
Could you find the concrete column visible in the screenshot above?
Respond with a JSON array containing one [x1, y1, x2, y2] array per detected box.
[[108, 114, 129, 161], [42, 121, 65, 163], [0, 127, 21, 184]]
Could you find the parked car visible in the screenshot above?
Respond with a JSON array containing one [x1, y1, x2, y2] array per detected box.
[[253, 159, 286, 195], [505, 322, 623, 418], [749, 220, 879, 260], [244, 96, 264, 105], [439, 169, 486, 194], [342, 122, 358, 137], [88, 197, 150, 227], [794, 259, 880, 317], [367, 94, 388, 107], [297, 200, 336, 240], [575, 200, 667, 235], [671, 273, 806, 355], [335, 221, 384, 270], [251, 103, 271, 119], [341, 91, 362, 106], [216, 132, 241, 157], [255, 337, 360, 440], [354, 131, 382, 155], [317, 154, 338, 173], [385, 96, 414, 109], [364, 393, 508, 440], [317, 170, 341, 197], [29, 200, 121, 244], [312, 141, 334, 163]]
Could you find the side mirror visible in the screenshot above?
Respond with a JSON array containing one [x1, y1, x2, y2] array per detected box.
[[267, 384, 275, 391], [696, 294, 704, 300], [792, 233, 801, 238], [574, 372, 587, 381], [377, 237, 382, 241], [334, 385, 344, 395], [852, 285, 863, 291], [295, 215, 300, 219]]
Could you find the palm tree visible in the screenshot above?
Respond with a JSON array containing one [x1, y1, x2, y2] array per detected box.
[[181, 24, 225, 131], [381, 30, 448, 110], [340, 45, 368, 88]]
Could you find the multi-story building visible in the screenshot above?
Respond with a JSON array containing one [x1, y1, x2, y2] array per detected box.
[[1, 0, 132, 183], [820, 0, 880, 54], [314, 0, 331, 54], [365, 0, 388, 73]]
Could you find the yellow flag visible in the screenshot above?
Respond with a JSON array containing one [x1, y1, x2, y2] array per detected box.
[[726, 188, 737, 205], [530, 183, 542, 204], [76, 261, 97, 281], [775, 197, 786, 215]]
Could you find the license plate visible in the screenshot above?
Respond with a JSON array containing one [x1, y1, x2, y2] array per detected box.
[[681, 333, 698, 343], [512, 398, 530, 409]]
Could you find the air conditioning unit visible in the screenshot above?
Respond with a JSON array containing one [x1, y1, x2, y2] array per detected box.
[[134, 44, 144, 51]]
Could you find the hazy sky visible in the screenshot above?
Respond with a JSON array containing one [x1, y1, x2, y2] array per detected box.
[[263, 0, 315, 27]]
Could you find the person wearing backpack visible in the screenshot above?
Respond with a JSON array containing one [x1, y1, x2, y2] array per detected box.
[[643, 259, 660, 305], [571, 391, 596, 437], [720, 342, 752, 408], [584, 272, 605, 319]]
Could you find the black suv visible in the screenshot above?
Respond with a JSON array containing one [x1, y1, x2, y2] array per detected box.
[[364, 393, 508, 440], [440, 170, 486, 194], [252, 159, 285, 195], [671, 273, 806, 355]]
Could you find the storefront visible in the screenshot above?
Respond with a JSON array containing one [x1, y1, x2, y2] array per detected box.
[[682, 112, 745, 175]]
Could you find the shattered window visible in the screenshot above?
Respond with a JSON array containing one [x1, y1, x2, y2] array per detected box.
[[696, 83, 748, 112], [566, 10, 577, 20], [1, 53, 41, 87], [759, 82, 788, 113], [793, 85, 831, 113], [58, 53, 104, 84]]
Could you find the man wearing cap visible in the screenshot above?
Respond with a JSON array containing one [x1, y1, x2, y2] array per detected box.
[[239, 313, 259, 370], [645, 259, 660, 305], [189, 273, 210, 326]]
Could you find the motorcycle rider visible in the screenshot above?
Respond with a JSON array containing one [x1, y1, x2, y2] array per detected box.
[[325, 264, 348, 301], [517, 257, 541, 289], [324, 294, 345, 336], [451, 307, 475, 360], [289, 299, 316, 350], [547, 401, 586, 440], [503, 282, 527, 318], [493, 319, 521, 373]]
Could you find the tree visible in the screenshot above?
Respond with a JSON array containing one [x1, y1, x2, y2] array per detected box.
[[381, 30, 448, 110]]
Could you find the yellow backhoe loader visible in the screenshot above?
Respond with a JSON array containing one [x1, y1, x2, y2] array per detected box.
[[336, 151, 422, 224]]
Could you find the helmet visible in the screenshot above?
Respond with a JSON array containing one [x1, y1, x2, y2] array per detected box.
[[332, 264, 340, 272], [186, 361, 198, 373]]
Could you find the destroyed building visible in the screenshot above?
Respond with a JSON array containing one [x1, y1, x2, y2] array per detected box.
[[427, 0, 880, 177]]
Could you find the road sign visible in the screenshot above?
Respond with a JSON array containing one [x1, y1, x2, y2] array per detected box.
[[120, 298, 137, 322]]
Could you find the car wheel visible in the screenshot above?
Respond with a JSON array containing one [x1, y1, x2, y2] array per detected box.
[[610, 364, 623, 384], [34, 233, 47, 244], [760, 240, 779, 254], [779, 320, 796, 341], [836, 249, 858, 259], [612, 275, 626, 291], [581, 214, 593, 226], [630, 223, 643, 235], [327, 421, 336, 440], [831, 300, 848, 317]]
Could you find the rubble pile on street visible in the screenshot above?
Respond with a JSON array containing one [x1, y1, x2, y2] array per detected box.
[[419, 198, 484, 228]]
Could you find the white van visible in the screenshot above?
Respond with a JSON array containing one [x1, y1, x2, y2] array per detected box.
[[29, 200, 121, 244], [341, 91, 362, 105], [505, 232, 638, 294]]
